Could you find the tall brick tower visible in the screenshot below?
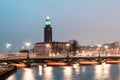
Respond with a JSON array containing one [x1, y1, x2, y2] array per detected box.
[[44, 16, 52, 43]]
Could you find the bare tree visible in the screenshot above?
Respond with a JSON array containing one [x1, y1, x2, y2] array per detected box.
[[70, 40, 79, 56]]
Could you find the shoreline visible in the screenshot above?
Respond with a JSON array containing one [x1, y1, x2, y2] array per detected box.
[[0, 65, 17, 80]]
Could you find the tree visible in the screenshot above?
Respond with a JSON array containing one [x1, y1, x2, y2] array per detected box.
[[70, 40, 79, 56], [19, 49, 29, 53]]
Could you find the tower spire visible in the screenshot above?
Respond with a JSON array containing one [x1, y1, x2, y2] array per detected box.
[[45, 16, 51, 25], [44, 16, 52, 43]]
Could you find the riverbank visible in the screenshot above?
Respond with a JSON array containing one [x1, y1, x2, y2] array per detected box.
[[0, 65, 17, 80]]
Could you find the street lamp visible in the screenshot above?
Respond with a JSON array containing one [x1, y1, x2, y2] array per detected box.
[[66, 43, 70, 57], [25, 42, 31, 67], [25, 42, 31, 57], [66, 43, 70, 47], [97, 44, 102, 56], [46, 44, 50, 48], [104, 45, 108, 56], [66, 43, 70, 65], [25, 42, 31, 49], [104, 45, 108, 49], [6, 43, 11, 53], [97, 44, 102, 48]]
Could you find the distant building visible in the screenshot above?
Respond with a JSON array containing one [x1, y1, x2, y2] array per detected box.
[[34, 16, 70, 55], [34, 42, 70, 54], [103, 41, 120, 49]]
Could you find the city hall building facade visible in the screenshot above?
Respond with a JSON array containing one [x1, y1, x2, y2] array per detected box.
[[34, 16, 70, 55]]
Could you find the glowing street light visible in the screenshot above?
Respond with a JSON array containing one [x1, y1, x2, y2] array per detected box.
[[66, 43, 70, 47], [97, 44, 102, 48], [66, 43, 70, 52], [6, 43, 11, 53], [6, 43, 11, 49], [104, 45, 108, 55], [97, 44, 102, 56], [46, 44, 51, 48], [104, 45, 108, 49], [66, 43, 70, 59], [25, 42, 31, 54], [25, 42, 31, 49], [25, 42, 31, 66]]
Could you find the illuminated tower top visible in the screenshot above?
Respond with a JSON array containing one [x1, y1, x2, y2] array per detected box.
[[44, 16, 52, 43], [45, 16, 51, 25]]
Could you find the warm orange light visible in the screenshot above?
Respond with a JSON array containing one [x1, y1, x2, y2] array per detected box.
[[66, 43, 70, 47]]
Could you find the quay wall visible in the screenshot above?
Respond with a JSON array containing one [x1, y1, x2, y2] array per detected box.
[[0, 66, 17, 80]]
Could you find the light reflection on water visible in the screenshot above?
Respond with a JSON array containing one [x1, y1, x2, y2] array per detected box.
[[43, 67, 54, 80], [6, 64, 120, 80], [63, 67, 72, 80], [38, 66, 42, 76], [94, 63, 110, 80], [22, 68, 35, 80]]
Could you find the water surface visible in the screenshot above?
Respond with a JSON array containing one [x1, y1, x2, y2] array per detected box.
[[6, 64, 120, 80]]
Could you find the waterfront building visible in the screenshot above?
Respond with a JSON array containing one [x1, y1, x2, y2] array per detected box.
[[34, 42, 70, 55], [34, 16, 70, 55]]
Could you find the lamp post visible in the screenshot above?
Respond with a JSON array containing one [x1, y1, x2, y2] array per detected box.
[[25, 42, 31, 50], [25, 42, 31, 67], [6, 43, 11, 54], [66, 43, 70, 57], [97, 44, 102, 56], [66, 43, 70, 65], [25, 42, 31, 56], [97, 44, 103, 63]]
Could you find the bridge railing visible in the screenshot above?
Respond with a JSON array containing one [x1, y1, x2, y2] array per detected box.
[[1, 52, 120, 60]]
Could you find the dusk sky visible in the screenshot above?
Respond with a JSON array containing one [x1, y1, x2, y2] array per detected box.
[[0, 0, 120, 52]]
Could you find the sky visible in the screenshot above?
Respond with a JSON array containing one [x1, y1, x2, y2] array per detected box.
[[0, 0, 120, 52]]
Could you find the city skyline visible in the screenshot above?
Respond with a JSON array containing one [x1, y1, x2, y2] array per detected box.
[[0, 0, 120, 52]]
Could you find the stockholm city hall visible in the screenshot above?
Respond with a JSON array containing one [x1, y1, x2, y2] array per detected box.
[[44, 16, 52, 43], [34, 16, 70, 55]]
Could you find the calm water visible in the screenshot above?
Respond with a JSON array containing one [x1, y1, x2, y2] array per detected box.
[[6, 64, 120, 80]]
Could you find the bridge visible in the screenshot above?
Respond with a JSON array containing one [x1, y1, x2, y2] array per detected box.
[[0, 53, 120, 67]]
